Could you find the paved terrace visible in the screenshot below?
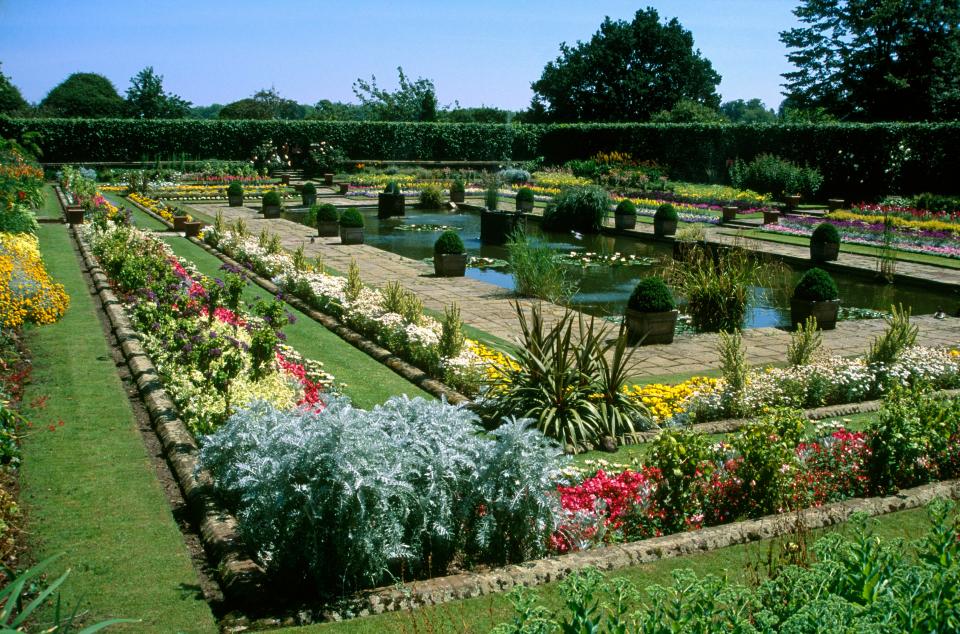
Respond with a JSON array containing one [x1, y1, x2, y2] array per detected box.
[[183, 200, 960, 380]]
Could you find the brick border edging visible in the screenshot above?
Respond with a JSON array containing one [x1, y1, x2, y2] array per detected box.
[[125, 195, 471, 405], [66, 221, 267, 602]]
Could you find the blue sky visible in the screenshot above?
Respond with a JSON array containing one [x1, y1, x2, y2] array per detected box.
[[0, 0, 800, 111]]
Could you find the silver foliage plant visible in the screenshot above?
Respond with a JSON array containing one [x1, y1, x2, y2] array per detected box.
[[198, 396, 567, 592]]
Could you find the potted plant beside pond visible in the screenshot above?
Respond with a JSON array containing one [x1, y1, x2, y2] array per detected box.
[[449, 176, 465, 203], [624, 276, 679, 345], [433, 230, 467, 277], [315, 203, 339, 237], [515, 187, 535, 213], [184, 219, 203, 238], [227, 182, 244, 207], [261, 190, 282, 218], [339, 207, 365, 245], [301, 182, 317, 208], [790, 267, 840, 330], [810, 222, 840, 263], [378, 181, 405, 218], [614, 199, 637, 230], [653, 203, 678, 237]]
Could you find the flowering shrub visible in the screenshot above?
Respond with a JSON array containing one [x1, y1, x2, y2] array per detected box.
[[0, 233, 69, 329]]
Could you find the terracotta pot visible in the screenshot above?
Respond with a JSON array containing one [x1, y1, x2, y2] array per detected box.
[[653, 217, 677, 237], [810, 241, 840, 262], [434, 253, 467, 277], [228, 194, 244, 207], [323, 173, 334, 186], [262, 205, 282, 219], [615, 213, 636, 230], [722, 206, 738, 223], [516, 199, 534, 213], [173, 215, 189, 232], [183, 221, 203, 238], [340, 226, 364, 245], [624, 309, 679, 345], [339, 183, 349, 195], [378, 193, 405, 218], [66, 208, 85, 225], [480, 209, 524, 245], [301, 193, 317, 208], [790, 298, 840, 330], [450, 190, 465, 203], [763, 210, 780, 225], [317, 220, 339, 237]]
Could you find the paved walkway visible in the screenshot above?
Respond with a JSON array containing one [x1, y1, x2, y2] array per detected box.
[[184, 200, 960, 380]]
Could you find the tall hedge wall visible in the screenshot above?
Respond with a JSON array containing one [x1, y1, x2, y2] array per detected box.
[[2, 117, 958, 197]]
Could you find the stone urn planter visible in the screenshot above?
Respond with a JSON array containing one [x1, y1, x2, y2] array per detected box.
[[653, 217, 677, 238], [324, 173, 334, 186], [66, 206, 85, 225], [340, 226, 364, 245], [762, 210, 780, 225], [785, 195, 801, 212], [434, 253, 467, 277], [791, 298, 840, 330], [173, 215, 189, 232], [625, 309, 679, 345], [827, 198, 845, 212], [317, 220, 339, 237], [480, 209, 524, 246], [722, 206, 738, 223], [262, 204, 282, 219], [339, 183, 349, 195], [183, 221, 203, 238], [228, 194, 244, 207], [810, 241, 840, 262], [615, 213, 636, 230], [378, 193, 405, 218]]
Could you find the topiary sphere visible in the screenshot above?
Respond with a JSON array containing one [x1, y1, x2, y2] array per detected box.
[[516, 187, 535, 203], [793, 267, 839, 301], [434, 230, 465, 255], [302, 182, 317, 195], [338, 207, 364, 228], [616, 199, 637, 215], [261, 190, 281, 207], [811, 222, 840, 244], [654, 203, 678, 221], [227, 181, 243, 196], [628, 276, 675, 312], [315, 203, 338, 222]]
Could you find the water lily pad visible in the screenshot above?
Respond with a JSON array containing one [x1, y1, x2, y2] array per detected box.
[[395, 224, 462, 232]]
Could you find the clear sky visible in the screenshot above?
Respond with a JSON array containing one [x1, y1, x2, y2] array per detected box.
[[0, 0, 800, 111]]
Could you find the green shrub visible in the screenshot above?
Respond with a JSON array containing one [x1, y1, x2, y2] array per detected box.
[[654, 203, 677, 221], [301, 181, 316, 196], [261, 190, 281, 207], [485, 181, 500, 210], [787, 316, 822, 366], [434, 230, 465, 255], [867, 303, 918, 365], [0, 205, 39, 234], [515, 187, 535, 203], [542, 185, 611, 233], [226, 181, 243, 196], [383, 180, 401, 195], [315, 203, 338, 222], [810, 222, 840, 244], [729, 153, 823, 200], [498, 168, 530, 184], [338, 207, 364, 228], [615, 199, 636, 216], [506, 230, 574, 302], [793, 268, 839, 301], [627, 277, 674, 312], [418, 184, 444, 209], [450, 176, 465, 196], [913, 192, 960, 213]]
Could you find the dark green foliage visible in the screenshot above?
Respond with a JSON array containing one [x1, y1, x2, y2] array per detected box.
[[811, 222, 839, 244], [913, 192, 960, 213], [729, 153, 823, 199], [315, 203, 338, 222], [353, 66, 438, 122], [530, 8, 721, 121], [615, 199, 637, 216], [39, 73, 125, 118], [0, 63, 28, 115], [793, 267, 839, 302], [542, 185, 610, 233], [627, 277, 674, 312], [515, 187, 535, 203], [226, 181, 243, 196], [301, 181, 316, 196], [219, 88, 305, 120], [124, 66, 191, 119], [434, 230, 465, 255], [650, 99, 725, 123], [450, 176, 465, 195], [654, 203, 677, 221], [383, 180, 401, 194], [720, 98, 777, 123], [261, 190, 281, 207], [418, 184, 443, 209], [781, 0, 960, 121], [338, 207, 364, 228]]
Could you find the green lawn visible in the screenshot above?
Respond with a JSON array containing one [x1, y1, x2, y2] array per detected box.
[[36, 184, 63, 220], [20, 223, 217, 632]]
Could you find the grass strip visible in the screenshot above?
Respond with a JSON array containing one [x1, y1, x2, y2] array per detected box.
[[36, 184, 63, 220], [20, 223, 217, 632]]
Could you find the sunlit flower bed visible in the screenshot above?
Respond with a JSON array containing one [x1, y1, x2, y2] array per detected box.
[[0, 232, 70, 329], [835, 207, 960, 235]]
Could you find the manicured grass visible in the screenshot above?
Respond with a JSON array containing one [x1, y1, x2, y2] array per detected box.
[[36, 183, 63, 219], [20, 223, 217, 632], [154, 233, 430, 408], [729, 228, 960, 270], [102, 192, 168, 231], [283, 503, 945, 633]]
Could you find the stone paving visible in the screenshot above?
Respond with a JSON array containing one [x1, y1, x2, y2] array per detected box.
[[185, 200, 960, 380]]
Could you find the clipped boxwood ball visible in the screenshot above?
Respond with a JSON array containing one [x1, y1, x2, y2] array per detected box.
[[794, 267, 839, 301], [434, 230, 465, 254], [302, 182, 317, 196], [628, 276, 675, 312], [811, 222, 840, 244], [315, 203, 338, 222], [616, 199, 637, 215], [262, 190, 282, 206], [516, 187, 535, 203], [654, 203, 678, 221], [338, 207, 364, 228], [227, 181, 243, 196]]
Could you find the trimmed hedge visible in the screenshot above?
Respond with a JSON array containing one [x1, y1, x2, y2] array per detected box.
[[4, 118, 960, 197]]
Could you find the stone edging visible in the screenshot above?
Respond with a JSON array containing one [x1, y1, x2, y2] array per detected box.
[[125, 196, 471, 405], [66, 223, 266, 602]]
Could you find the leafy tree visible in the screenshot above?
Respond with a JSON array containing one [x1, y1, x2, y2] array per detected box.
[[781, 0, 960, 121], [0, 63, 29, 115], [307, 99, 367, 121], [125, 66, 191, 119], [651, 99, 725, 122], [39, 72, 125, 118], [352, 67, 440, 121], [441, 106, 514, 123], [219, 88, 305, 120], [530, 8, 721, 122], [189, 104, 224, 119], [720, 98, 777, 123]]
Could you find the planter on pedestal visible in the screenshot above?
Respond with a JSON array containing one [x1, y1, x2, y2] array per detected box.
[[790, 298, 840, 330], [339, 183, 349, 195], [480, 209, 523, 245], [722, 206, 738, 223], [317, 220, 339, 237], [378, 193, 405, 218], [340, 226, 364, 245], [516, 199, 534, 213], [615, 213, 636, 230], [279, 174, 290, 186], [262, 205, 282, 219], [301, 192, 317, 208], [450, 190, 465, 203], [653, 217, 677, 237], [827, 198, 845, 212], [324, 173, 334, 186], [66, 207, 85, 225], [184, 221, 203, 238], [785, 195, 801, 212], [228, 194, 244, 207], [763, 210, 780, 225], [625, 309, 679, 345], [434, 253, 467, 277], [173, 215, 189, 232]]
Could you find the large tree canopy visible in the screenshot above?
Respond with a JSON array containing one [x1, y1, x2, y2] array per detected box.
[[219, 88, 305, 120], [352, 67, 439, 122], [0, 64, 29, 115], [720, 98, 777, 123], [530, 8, 721, 122], [125, 66, 191, 119], [781, 0, 960, 121], [40, 73, 125, 118]]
